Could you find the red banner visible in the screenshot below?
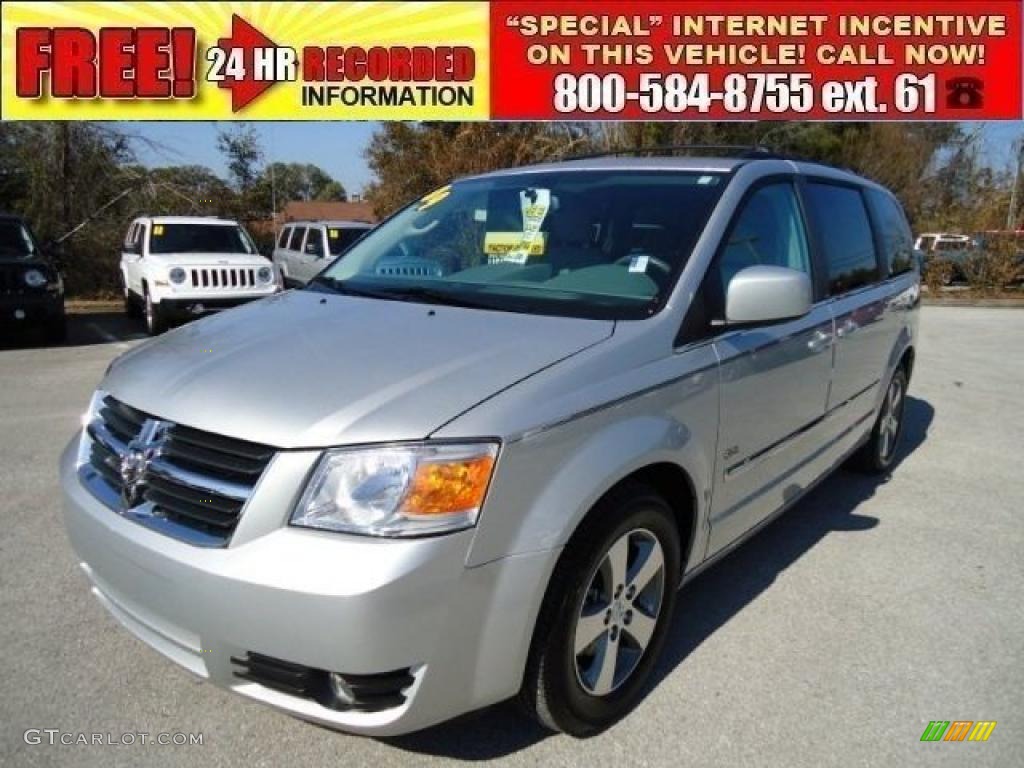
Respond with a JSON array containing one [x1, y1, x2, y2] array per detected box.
[[490, 1, 1022, 119]]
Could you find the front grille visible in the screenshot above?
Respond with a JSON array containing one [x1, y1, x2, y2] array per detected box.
[[231, 652, 415, 713], [83, 396, 274, 546], [1, 266, 20, 293], [189, 267, 258, 289]]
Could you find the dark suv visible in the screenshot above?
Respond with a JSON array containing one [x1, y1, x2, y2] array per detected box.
[[0, 214, 66, 342]]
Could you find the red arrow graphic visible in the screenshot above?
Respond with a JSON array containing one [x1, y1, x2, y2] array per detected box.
[[215, 14, 280, 112]]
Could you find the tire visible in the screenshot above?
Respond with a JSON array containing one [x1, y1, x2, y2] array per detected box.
[[144, 289, 168, 335], [520, 481, 681, 737], [123, 280, 140, 317], [44, 313, 67, 344], [852, 366, 908, 474]]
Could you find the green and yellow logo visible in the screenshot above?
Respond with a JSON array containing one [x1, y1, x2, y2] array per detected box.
[[920, 721, 997, 742]]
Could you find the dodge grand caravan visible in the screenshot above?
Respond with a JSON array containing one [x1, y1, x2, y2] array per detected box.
[[61, 151, 919, 737]]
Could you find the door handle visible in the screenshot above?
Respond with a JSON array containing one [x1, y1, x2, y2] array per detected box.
[[807, 329, 833, 353], [836, 318, 858, 338]]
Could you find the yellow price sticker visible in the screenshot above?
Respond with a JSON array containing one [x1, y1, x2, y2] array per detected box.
[[153, 225, 164, 235], [417, 185, 452, 211], [328, 229, 339, 239]]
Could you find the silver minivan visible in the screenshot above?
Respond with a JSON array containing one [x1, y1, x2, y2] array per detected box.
[[273, 219, 373, 286], [61, 152, 919, 737]]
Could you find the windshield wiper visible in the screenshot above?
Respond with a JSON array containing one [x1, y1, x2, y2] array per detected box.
[[309, 277, 498, 310], [378, 285, 500, 310]]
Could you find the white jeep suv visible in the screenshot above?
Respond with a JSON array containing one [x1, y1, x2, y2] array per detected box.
[[121, 216, 279, 334]]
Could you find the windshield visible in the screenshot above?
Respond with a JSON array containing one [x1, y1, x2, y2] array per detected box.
[[0, 220, 37, 258], [328, 226, 370, 255], [148, 223, 255, 255], [312, 170, 727, 320]]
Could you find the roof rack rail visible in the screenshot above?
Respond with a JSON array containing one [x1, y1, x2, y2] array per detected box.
[[559, 144, 781, 162]]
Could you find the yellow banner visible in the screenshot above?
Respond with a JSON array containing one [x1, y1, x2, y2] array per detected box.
[[1, 1, 489, 120]]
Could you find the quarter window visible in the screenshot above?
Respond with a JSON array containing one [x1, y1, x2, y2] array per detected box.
[[277, 227, 291, 248], [288, 226, 306, 250], [866, 189, 915, 276], [804, 183, 879, 294]]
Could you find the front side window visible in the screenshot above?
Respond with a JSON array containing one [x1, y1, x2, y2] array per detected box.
[[700, 182, 811, 323], [147, 223, 255, 255], [328, 227, 369, 255], [305, 229, 325, 257], [0, 219, 36, 258], [313, 170, 727, 320], [866, 189, 915, 276], [804, 183, 879, 295]]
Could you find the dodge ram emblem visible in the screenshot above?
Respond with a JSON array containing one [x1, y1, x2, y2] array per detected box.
[[120, 419, 167, 509]]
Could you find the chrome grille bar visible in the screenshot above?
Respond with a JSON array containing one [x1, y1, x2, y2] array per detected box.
[[80, 395, 275, 547]]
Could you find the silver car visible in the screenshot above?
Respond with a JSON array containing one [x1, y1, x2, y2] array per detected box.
[[60, 153, 919, 737], [273, 219, 373, 287]]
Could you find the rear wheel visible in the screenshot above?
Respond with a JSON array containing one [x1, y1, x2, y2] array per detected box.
[[853, 366, 908, 473], [520, 482, 680, 736]]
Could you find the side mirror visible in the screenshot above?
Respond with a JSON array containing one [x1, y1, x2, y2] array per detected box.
[[725, 265, 812, 325]]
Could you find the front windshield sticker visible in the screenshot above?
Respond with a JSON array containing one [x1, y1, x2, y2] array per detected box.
[[484, 231, 547, 258], [487, 188, 551, 265], [417, 184, 452, 211], [628, 254, 649, 273]]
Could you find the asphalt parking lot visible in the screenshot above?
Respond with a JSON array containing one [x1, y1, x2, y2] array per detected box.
[[1, 305, 1022, 767]]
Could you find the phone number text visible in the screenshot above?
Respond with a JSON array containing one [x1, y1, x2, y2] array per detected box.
[[552, 73, 937, 114]]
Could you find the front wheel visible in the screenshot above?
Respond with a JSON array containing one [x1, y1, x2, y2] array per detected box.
[[520, 482, 681, 737], [144, 291, 168, 335], [852, 366, 908, 473]]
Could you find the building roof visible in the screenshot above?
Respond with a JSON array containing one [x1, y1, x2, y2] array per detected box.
[[280, 200, 377, 223]]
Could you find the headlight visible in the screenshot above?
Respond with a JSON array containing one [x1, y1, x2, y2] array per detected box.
[[23, 269, 47, 287], [169, 267, 187, 284], [76, 390, 107, 467], [291, 442, 499, 537], [257, 266, 273, 283]]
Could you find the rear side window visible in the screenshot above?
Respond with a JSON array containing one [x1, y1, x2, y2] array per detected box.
[[277, 227, 291, 248], [804, 183, 878, 295], [866, 189, 915, 276], [289, 226, 307, 250]]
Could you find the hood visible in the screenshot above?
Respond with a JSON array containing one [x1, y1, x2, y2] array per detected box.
[[104, 290, 614, 448], [146, 252, 271, 267]]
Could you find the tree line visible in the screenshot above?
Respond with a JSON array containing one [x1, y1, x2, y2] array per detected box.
[[0, 124, 346, 296], [0, 121, 1019, 297]]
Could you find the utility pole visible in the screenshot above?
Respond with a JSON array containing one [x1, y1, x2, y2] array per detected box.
[[1008, 138, 1024, 231]]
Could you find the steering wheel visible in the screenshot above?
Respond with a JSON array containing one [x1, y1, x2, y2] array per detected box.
[[615, 254, 673, 275]]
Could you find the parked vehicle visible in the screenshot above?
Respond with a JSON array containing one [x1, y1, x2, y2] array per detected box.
[[63, 151, 919, 738], [273, 220, 373, 286], [914, 232, 970, 253], [0, 213, 65, 342], [120, 216, 279, 335]]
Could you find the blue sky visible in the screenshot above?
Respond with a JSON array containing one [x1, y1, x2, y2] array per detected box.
[[122, 122, 379, 195], [120, 121, 1023, 195]]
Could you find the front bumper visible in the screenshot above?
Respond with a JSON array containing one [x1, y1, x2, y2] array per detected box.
[[0, 290, 63, 326], [155, 295, 272, 319], [60, 436, 555, 736]]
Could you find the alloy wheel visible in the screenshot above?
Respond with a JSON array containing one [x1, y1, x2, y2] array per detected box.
[[878, 376, 904, 461], [573, 528, 666, 696]]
